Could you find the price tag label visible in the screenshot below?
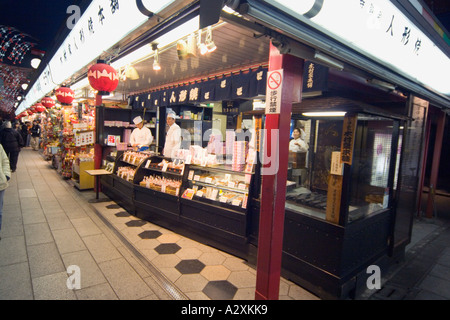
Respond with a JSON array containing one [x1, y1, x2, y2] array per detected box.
[[210, 188, 219, 200], [196, 190, 204, 198], [232, 198, 241, 206], [238, 183, 247, 190], [205, 177, 213, 184], [161, 184, 166, 193], [194, 175, 200, 181], [227, 181, 236, 188], [162, 162, 169, 172], [145, 160, 151, 168], [219, 196, 228, 203], [188, 170, 194, 180], [242, 194, 248, 209]]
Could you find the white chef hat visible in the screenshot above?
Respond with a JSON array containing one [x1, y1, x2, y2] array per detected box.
[[133, 116, 143, 124], [167, 111, 177, 119]]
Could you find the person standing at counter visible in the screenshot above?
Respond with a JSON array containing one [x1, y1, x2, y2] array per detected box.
[[163, 111, 181, 158], [289, 127, 308, 153], [289, 127, 309, 186], [130, 116, 153, 149]]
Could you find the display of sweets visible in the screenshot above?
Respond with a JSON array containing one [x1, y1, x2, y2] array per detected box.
[[117, 166, 136, 182], [232, 141, 247, 171], [123, 151, 147, 165], [140, 175, 182, 195]]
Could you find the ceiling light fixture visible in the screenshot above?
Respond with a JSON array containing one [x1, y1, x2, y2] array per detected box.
[[30, 58, 41, 69], [197, 29, 208, 55], [204, 26, 217, 53], [302, 111, 346, 117], [314, 51, 344, 70]]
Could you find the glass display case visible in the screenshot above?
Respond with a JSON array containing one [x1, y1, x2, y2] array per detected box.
[[285, 112, 401, 225], [182, 165, 252, 213]]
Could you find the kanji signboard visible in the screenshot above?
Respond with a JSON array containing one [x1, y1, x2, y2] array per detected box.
[[265, 69, 283, 114]]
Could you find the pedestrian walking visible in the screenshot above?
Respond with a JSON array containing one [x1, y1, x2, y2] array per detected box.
[[20, 121, 28, 147], [30, 120, 41, 151], [0, 143, 11, 240], [0, 121, 24, 172]]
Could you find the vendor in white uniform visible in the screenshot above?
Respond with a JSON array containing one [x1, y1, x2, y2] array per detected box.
[[130, 116, 153, 148], [163, 111, 181, 158]]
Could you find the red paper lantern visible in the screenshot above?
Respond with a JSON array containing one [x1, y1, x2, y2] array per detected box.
[[35, 103, 46, 113], [55, 86, 75, 105], [88, 60, 119, 95], [41, 97, 55, 109]]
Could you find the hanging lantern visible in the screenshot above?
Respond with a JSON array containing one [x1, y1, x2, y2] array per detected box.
[[88, 60, 119, 95], [55, 86, 75, 105], [41, 96, 55, 109], [35, 103, 46, 113]]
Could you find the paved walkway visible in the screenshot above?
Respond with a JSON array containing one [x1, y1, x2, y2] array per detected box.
[[0, 148, 317, 300]]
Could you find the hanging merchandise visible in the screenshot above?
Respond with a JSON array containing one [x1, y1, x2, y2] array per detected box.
[[87, 60, 119, 95]]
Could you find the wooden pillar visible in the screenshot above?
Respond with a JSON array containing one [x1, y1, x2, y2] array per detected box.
[[255, 42, 304, 300], [425, 107, 445, 218]]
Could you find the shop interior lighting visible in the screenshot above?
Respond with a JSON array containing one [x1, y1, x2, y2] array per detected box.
[[30, 58, 41, 69], [71, 77, 90, 91], [368, 78, 396, 91], [111, 16, 200, 70], [21, 83, 28, 90], [197, 29, 208, 55], [302, 111, 346, 117], [313, 51, 344, 70], [125, 65, 140, 80], [152, 43, 161, 71], [204, 26, 217, 53]]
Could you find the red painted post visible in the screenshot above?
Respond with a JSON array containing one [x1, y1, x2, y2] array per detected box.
[[255, 41, 304, 300], [94, 94, 103, 193]]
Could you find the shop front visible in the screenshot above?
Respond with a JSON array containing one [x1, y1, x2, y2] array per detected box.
[[15, 0, 450, 300]]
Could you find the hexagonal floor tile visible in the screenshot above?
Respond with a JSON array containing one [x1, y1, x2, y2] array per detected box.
[[138, 230, 162, 239], [106, 204, 121, 209], [115, 211, 130, 217], [201, 265, 231, 281], [154, 243, 181, 254], [125, 220, 147, 227], [202, 280, 237, 300], [175, 259, 205, 274]]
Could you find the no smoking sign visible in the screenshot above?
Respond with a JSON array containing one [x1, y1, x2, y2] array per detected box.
[[265, 69, 283, 114]]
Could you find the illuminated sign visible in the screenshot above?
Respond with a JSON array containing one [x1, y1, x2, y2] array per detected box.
[[263, 0, 450, 96], [17, 0, 176, 114]]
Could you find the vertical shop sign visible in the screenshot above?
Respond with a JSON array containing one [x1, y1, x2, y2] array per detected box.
[[326, 174, 343, 224], [265, 69, 283, 114], [340, 113, 357, 165]]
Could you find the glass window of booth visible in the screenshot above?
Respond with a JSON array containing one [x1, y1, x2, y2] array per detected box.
[[285, 112, 402, 225]]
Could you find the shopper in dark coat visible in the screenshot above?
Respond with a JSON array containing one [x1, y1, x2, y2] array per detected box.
[[0, 121, 24, 172]]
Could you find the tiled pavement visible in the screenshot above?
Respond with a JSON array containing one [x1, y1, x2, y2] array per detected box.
[[0, 148, 319, 300]]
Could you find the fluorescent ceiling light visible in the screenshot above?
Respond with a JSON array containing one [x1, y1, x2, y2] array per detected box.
[[302, 112, 346, 117], [111, 44, 153, 70], [111, 16, 200, 70], [71, 77, 90, 91], [314, 52, 344, 70]]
